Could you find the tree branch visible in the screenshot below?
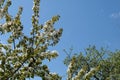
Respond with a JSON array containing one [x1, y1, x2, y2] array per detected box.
[[13, 39, 16, 49]]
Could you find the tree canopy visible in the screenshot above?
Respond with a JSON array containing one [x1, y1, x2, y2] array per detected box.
[[64, 45, 120, 80]]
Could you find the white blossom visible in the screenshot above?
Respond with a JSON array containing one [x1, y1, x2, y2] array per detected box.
[[0, 68, 4, 72], [50, 72, 57, 75], [51, 50, 58, 54]]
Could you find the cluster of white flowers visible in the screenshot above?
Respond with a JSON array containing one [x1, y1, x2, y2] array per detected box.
[[43, 72, 61, 80], [32, 0, 40, 28], [0, 0, 11, 19], [40, 50, 58, 61], [43, 22, 62, 45], [0, 68, 4, 72], [51, 50, 58, 54], [72, 68, 86, 80], [84, 67, 99, 79], [67, 60, 75, 80], [1, 21, 12, 28], [43, 20, 54, 32]]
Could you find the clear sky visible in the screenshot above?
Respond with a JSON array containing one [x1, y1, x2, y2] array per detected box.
[[3, 0, 120, 80]]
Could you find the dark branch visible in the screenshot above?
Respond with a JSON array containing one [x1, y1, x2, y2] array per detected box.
[[13, 39, 16, 49]]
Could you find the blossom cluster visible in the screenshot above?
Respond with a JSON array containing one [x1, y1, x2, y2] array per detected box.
[[0, 0, 11, 19], [67, 56, 100, 80], [67, 57, 77, 80]]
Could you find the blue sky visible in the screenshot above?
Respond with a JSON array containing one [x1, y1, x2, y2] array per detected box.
[[2, 0, 120, 80]]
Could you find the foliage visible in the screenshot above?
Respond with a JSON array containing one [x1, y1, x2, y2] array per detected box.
[[64, 46, 120, 80], [0, 0, 63, 79]]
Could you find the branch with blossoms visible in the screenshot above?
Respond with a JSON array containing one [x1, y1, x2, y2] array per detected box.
[[67, 56, 100, 80], [0, 0, 62, 79]]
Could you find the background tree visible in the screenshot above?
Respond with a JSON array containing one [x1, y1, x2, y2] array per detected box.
[[64, 45, 120, 80], [0, 0, 63, 79]]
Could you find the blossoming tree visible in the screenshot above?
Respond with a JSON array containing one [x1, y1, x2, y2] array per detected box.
[[64, 46, 120, 80], [0, 0, 62, 79]]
